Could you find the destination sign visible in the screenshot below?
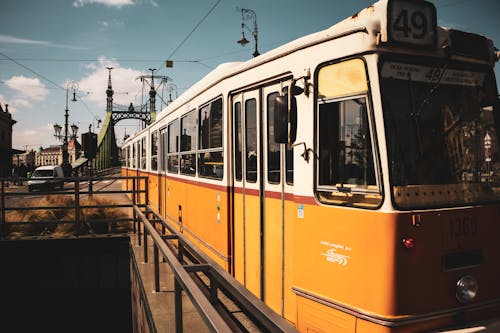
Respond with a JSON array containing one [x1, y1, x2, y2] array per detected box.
[[388, 0, 437, 48], [381, 62, 485, 87]]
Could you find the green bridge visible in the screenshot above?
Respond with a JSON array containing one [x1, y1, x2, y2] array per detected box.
[[73, 68, 157, 172]]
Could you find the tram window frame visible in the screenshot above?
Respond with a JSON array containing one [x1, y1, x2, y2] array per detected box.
[[180, 110, 197, 176], [245, 98, 258, 183], [126, 146, 130, 168], [315, 58, 382, 208], [198, 97, 224, 180], [132, 142, 136, 169], [140, 137, 147, 170], [283, 86, 294, 185], [234, 101, 242, 181], [167, 119, 179, 174], [316, 95, 381, 207], [267, 92, 281, 184], [159, 127, 167, 172], [151, 130, 158, 171]]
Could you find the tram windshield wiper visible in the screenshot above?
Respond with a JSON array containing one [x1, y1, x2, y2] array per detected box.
[[336, 185, 351, 193], [416, 63, 448, 115]]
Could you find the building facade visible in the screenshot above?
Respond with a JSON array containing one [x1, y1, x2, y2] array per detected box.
[[12, 150, 36, 171], [34, 140, 81, 167], [0, 104, 16, 177]]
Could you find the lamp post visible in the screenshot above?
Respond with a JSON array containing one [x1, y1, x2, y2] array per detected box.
[[54, 81, 79, 176], [237, 8, 259, 58]]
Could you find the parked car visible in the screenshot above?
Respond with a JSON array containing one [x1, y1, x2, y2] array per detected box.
[[27, 166, 65, 191]]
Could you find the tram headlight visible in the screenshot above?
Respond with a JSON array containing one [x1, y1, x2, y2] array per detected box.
[[456, 275, 478, 303]]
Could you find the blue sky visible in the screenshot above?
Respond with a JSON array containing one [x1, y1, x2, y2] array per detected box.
[[1, 0, 499, 150]]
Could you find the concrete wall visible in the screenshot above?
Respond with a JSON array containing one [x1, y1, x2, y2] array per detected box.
[[0, 237, 132, 332]]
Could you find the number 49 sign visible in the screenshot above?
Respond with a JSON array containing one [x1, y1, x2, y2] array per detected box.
[[388, 0, 437, 48]]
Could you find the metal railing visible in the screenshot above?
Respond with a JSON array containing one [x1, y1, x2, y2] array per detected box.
[[0, 175, 148, 238], [1, 173, 299, 332], [132, 205, 299, 333]]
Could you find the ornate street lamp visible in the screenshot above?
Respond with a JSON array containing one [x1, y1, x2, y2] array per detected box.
[[53, 81, 79, 176], [167, 83, 178, 104], [70, 123, 79, 140], [237, 8, 259, 58]]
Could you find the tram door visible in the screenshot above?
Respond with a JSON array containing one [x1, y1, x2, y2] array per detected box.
[[232, 82, 291, 311], [233, 89, 262, 298]]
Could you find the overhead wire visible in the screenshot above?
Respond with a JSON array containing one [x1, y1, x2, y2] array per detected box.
[[0, 51, 99, 120], [0, 51, 65, 91], [158, 0, 223, 73]]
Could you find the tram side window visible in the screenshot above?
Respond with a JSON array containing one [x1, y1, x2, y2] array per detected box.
[[198, 98, 223, 180], [140, 137, 147, 170], [267, 92, 280, 184], [246, 98, 257, 183], [159, 128, 167, 172], [168, 120, 179, 173], [132, 142, 137, 168], [234, 102, 242, 181], [267, 90, 295, 185], [126, 146, 130, 168], [180, 110, 197, 176], [151, 130, 158, 171]]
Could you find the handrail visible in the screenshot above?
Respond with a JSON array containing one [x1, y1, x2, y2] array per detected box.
[[133, 205, 299, 333], [0, 175, 148, 237], [1, 174, 300, 332], [134, 206, 233, 333]]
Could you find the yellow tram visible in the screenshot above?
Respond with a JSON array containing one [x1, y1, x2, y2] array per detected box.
[[122, 0, 500, 331]]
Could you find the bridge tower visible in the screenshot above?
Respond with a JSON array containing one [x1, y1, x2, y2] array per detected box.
[[91, 68, 169, 171], [93, 67, 120, 170]]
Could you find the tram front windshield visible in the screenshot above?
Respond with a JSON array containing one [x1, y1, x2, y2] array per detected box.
[[380, 60, 500, 209]]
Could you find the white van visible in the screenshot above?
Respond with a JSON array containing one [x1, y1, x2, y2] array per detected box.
[[27, 165, 65, 191]]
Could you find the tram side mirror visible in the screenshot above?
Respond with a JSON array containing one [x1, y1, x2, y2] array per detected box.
[[273, 93, 297, 145]]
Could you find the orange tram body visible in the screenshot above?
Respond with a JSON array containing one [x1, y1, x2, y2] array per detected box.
[[121, 0, 500, 331]]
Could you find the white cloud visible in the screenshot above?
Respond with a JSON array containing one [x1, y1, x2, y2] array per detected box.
[[12, 125, 54, 150], [77, 57, 145, 109], [12, 99, 33, 109], [5, 76, 49, 101], [72, 0, 158, 8], [98, 19, 125, 29], [0, 34, 86, 50], [73, 0, 135, 8]]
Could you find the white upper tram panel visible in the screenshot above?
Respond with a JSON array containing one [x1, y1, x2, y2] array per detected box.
[[124, 0, 497, 144]]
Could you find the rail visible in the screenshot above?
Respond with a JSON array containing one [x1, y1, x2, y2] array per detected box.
[[132, 205, 299, 333]]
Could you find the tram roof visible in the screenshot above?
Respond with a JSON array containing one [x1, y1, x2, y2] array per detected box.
[[131, 0, 494, 141], [154, 0, 389, 124]]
